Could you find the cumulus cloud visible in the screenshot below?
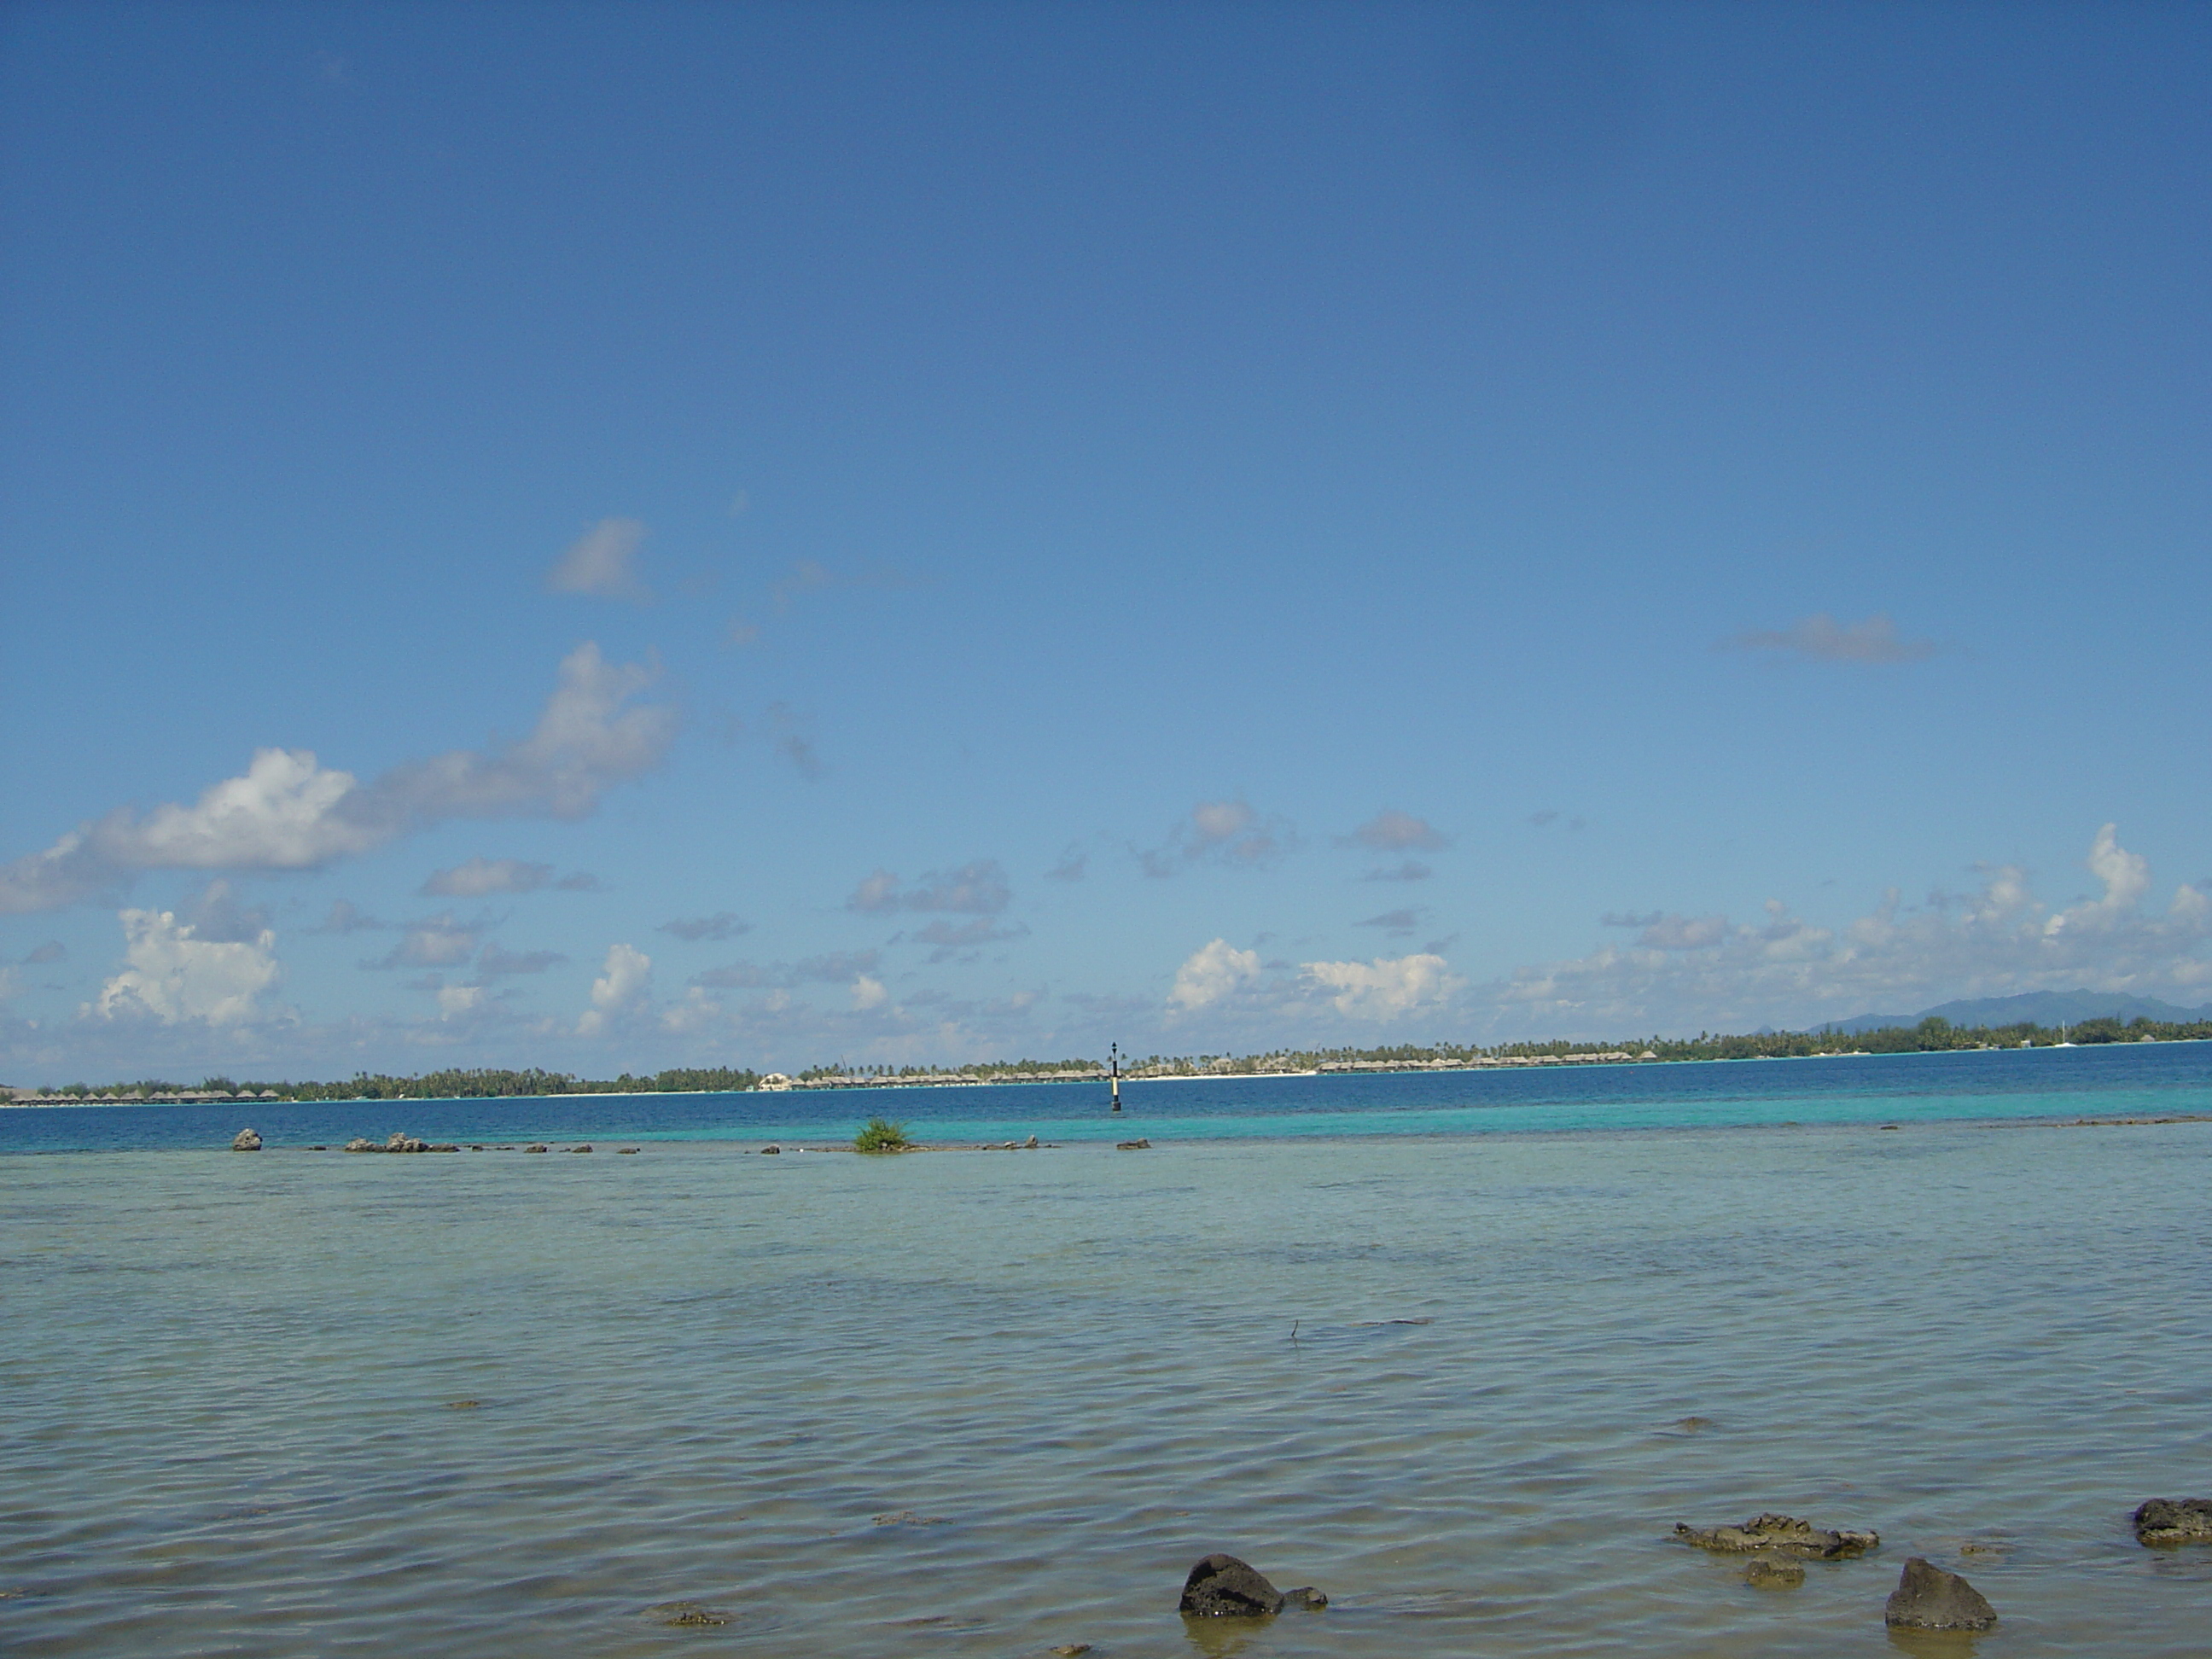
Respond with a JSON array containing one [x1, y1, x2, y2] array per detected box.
[[1488, 824, 2211, 1033], [92, 908, 279, 1026], [847, 861, 1011, 916], [1339, 810, 1449, 853], [578, 942, 651, 1034], [0, 643, 676, 913], [1170, 938, 1262, 1010], [1301, 952, 1462, 1019], [436, 984, 485, 1019], [1724, 612, 1939, 664], [422, 857, 555, 897], [1140, 800, 1294, 876], [658, 911, 752, 942], [546, 517, 649, 601], [851, 975, 888, 1011]]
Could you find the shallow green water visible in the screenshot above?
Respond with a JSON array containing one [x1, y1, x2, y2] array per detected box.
[[3, 1119, 2208, 1656]]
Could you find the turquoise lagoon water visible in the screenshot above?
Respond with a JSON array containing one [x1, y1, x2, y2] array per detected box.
[[3, 1047, 2209, 1656]]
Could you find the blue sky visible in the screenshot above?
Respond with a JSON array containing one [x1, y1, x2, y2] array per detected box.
[[3, 1, 2208, 1081]]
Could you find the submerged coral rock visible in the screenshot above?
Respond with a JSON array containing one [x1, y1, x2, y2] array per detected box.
[[230, 1127, 262, 1151], [2133, 1498, 2212, 1545], [523, 1144, 550, 1153], [1884, 1557, 1996, 1631], [1116, 1138, 1152, 1150], [1282, 1586, 1328, 1610], [760, 1144, 781, 1155], [1180, 1554, 1284, 1617], [645, 1601, 731, 1627], [1744, 1555, 1804, 1589], [1674, 1512, 1878, 1558]]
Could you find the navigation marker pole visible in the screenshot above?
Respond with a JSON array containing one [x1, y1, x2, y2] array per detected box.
[[1109, 1042, 1121, 1113]]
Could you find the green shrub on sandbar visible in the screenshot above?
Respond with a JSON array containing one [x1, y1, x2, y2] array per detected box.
[[853, 1116, 911, 1154]]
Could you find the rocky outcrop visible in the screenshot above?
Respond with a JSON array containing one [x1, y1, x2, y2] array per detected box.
[[341, 1134, 458, 1153], [1674, 1513, 1878, 1558], [1743, 1555, 1804, 1589], [760, 1144, 781, 1155], [1883, 1557, 1995, 1631], [523, 1144, 550, 1154], [230, 1128, 262, 1151], [1116, 1138, 1151, 1150], [2133, 1498, 2212, 1545], [1179, 1555, 1282, 1616], [1178, 1554, 1325, 1618]]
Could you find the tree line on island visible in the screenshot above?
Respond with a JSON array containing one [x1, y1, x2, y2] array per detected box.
[[14, 1010, 2210, 1102]]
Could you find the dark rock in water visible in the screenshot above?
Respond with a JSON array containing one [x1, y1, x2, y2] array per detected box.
[[571, 1144, 593, 1153], [644, 1601, 731, 1627], [618, 1146, 640, 1154], [1116, 1138, 1152, 1150], [760, 1144, 781, 1155], [308, 1145, 328, 1151], [523, 1144, 550, 1154], [1179, 1554, 1289, 1617], [1050, 1645, 1091, 1656], [1282, 1586, 1328, 1610], [1674, 1513, 1878, 1558], [230, 1128, 262, 1151], [1884, 1557, 1995, 1631], [2133, 1498, 2212, 1545], [1743, 1555, 1804, 1589], [428, 1144, 461, 1152]]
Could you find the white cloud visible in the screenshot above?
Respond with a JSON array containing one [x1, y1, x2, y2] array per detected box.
[[1141, 800, 1294, 876], [1339, 810, 1448, 852], [546, 517, 649, 600], [1170, 939, 1261, 1010], [0, 643, 675, 913], [2044, 823, 2150, 933], [852, 974, 888, 1010], [436, 984, 485, 1018], [422, 857, 556, 897], [92, 908, 279, 1026], [847, 861, 1011, 916], [370, 914, 480, 969], [1724, 612, 1939, 664], [578, 942, 651, 1034], [1301, 952, 1461, 1019]]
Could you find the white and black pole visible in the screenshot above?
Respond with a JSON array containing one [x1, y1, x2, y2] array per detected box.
[[1109, 1042, 1121, 1113]]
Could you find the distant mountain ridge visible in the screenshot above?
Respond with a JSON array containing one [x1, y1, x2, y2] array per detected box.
[[1819, 990, 2212, 1036]]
